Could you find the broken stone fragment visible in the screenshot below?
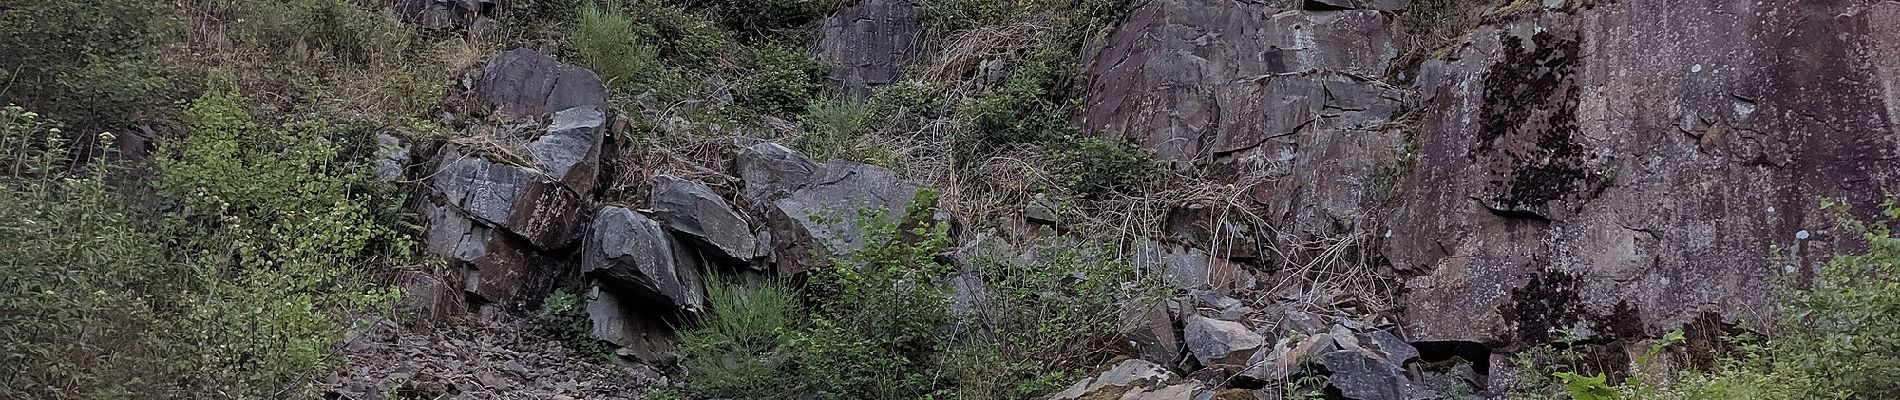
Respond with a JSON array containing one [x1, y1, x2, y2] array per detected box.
[[1184, 315, 1267, 366], [1319, 349, 1430, 400], [1047, 359, 1178, 400], [647, 174, 758, 262], [582, 206, 705, 312]]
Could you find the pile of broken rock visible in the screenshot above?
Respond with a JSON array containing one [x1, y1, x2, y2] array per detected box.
[[364, 47, 931, 396], [1062, 285, 1451, 400]]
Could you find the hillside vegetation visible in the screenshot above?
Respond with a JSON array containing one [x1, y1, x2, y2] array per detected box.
[[2, 0, 1898, 399]]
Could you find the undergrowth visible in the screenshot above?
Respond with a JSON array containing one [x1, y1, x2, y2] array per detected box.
[[1514, 199, 1900, 399], [672, 190, 1165, 399]]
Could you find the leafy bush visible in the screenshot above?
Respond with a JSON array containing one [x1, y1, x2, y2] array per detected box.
[[1514, 199, 1900, 400], [0, 0, 177, 132], [156, 79, 403, 397], [538, 290, 616, 360], [921, 0, 1128, 40], [796, 99, 893, 164], [949, 243, 1167, 398], [1053, 137, 1161, 199], [675, 190, 1163, 399], [741, 45, 823, 116], [0, 106, 196, 398]]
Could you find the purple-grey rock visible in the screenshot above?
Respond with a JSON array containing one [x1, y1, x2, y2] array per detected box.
[[815, 0, 926, 97]]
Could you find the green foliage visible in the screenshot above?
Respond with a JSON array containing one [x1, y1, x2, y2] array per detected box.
[[948, 243, 1166, 398], [742, 45, 824, 116], [953, 47, 1076, 162], [1510, 199, 1900, 400], [1764, 199, 1900, 396], [921, 0, 1128, 40], [1553, 372, 1616, 400], [538, 290, 616, 361], [951, 46, 1162, 198], [155, 79, 403, 398], [0, 106, 196, 398], [677, 189, 1164, 399], [501, 0, 587, 29], [1053, 137, 1161, 199], [796, 99, 891, 164], [794, 189, 958, 399], [677, 276, 806, 398], [0, 0, 177, 132], [687, 0, 833, 43], [572, 2, 662, 91]]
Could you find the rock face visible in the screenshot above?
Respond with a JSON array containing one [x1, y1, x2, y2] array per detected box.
[[1387, 1, 1900, 348], [751, 148, 923, 275], [477, 48, 611, 120], [1084, 0, 1406, 240], [648, 175, 758, 263], [583, 206, 706, 312], [815, 0, 926, 97], [421, 49, 609, 307]]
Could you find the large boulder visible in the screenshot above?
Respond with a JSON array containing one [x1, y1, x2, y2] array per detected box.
[[1386, 1, 1900, 350], [420, 49, 610, 306], [473, 48, 610, 120], [586, 285, 682, 365], [764, 160, 922, 275], [422, 199, 556, 306], [582, 206, 706, 312], [815, 0, 926, 97], [648, 175, 758, 263]]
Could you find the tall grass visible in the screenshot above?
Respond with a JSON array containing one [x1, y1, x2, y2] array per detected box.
[[573, 2, 660, 91]]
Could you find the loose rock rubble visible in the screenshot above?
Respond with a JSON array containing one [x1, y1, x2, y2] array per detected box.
[[328, 317, 662, 400]]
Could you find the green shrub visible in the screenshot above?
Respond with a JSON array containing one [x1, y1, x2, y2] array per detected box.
[[538, 290, 616, 361], [949, 243, 1167, 398], [1053, 137, 1161, 199], [741, 45, 823, 116], [1514, 199, 1900, 400], [0, 105, 196, 398], [677, 277, 806, 398], [675, 190, 1163, 399], [796, 99, 892, 165], [501, 0, 586, 30], [156, 79, 403, 398], [921, 0, 1128, 39], [0, 0, 177, 132], [950, 45, 1163, 198], [1763, 199, 1900, 397], [572, 2, 662, 91], [953, 47, 1076, 162]]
